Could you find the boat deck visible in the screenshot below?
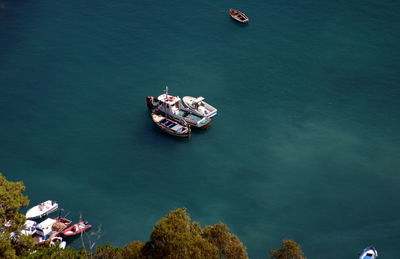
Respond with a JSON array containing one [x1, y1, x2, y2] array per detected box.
[[178, 110, 202, 121]]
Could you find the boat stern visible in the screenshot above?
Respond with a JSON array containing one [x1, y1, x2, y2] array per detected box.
[[146, 96, 158, 109]]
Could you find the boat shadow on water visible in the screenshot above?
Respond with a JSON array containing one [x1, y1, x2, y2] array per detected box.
[[151, 125, 192, 142], [229, 18, 249, 27], [61, 234, 81, 243]]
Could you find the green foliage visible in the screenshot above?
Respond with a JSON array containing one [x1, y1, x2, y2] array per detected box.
[[202, 223, 248, 259], [95, 243, 123, 259], [0, 173, 29, 234], [122, 241, 144, 259], [269, 239, 305, 259], [143, 208, 218, 259], [12, 234, 35, 257], [25, 246, 88, 259], [0, 233, 17, 259], [0, 173, 34, 258]]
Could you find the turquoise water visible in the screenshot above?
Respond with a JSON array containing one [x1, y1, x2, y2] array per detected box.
[[1, 0, 400, 258]]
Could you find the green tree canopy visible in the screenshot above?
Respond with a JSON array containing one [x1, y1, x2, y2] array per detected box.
[[0, 173, 34, 258], [269, 239, 305, 259], [122, 241, 145, 259], [202, 223, 248, 259], [0, 173, 29, 233], [143, 208, 218, 259]]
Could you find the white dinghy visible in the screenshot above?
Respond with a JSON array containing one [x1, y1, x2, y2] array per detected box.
[[50, 237, 67, 249], [359, 247, 378, 259], [26, 200, 58, 220], [182, 96, 217, 118]]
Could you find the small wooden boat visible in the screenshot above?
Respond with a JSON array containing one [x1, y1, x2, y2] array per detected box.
[[26, 200, 58, 219], [182, 96, 217, 118], [229, 9, 249, 24], [359, 247, 378, 259], [61, 221, 92, 236], [151, 112, 191, 138]]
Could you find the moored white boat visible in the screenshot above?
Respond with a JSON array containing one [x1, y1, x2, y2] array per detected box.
[[182, 96, 217, 118], [359, 246, 378, 259], [26, 200, 58, 220]]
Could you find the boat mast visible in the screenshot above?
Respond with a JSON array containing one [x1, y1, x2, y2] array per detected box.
[[164, 86, 168, 115]]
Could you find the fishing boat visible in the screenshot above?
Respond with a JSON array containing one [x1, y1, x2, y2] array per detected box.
[[146, 87, 212, 129], [61, 221, 92, 236], [229, 9, 249, 24], [26, 200, 58, 219], [182, 96, 217, 118], [359, 247, 378, 259], [151, 112, 191, 138]]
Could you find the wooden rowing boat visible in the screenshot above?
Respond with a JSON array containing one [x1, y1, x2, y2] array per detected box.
[[229, 9, 249, 24], [151, 112, 191, 138]]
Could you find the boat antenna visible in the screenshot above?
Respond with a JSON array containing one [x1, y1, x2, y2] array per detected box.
[[165, 86, 169, 102], [163, 86, 168, 116]]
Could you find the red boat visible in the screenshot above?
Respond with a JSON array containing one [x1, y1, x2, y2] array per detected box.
[[61, 221, 92, 236]]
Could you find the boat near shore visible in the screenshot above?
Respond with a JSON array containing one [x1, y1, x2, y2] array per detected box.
[[62, 221, 92, 237], [33, 217, 72, 245], [50, 237, 66, 249], [21, 220, 37, 236], [359, 247, 378, 259], [229, 9, 249, 24], [26, 200, 58, 220]]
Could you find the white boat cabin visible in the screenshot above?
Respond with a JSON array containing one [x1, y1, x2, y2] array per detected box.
[[157, 93, 183, 114], [192, 97, 205, 104], [35, 218, 57, 239]]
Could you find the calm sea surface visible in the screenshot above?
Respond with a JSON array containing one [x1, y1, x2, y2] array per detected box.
[[1, 0, 400, 258]]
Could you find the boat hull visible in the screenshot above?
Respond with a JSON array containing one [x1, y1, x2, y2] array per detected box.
[[229, 9, 249, 24], [62, 221, 92, 237], [146, 96, 157, 109], [26, 200, 59, 220], [182, 96, 217, 119], [359, 247, 378, 259]]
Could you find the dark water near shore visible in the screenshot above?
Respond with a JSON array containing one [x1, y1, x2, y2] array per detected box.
[[1, 0, 400, 258]]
